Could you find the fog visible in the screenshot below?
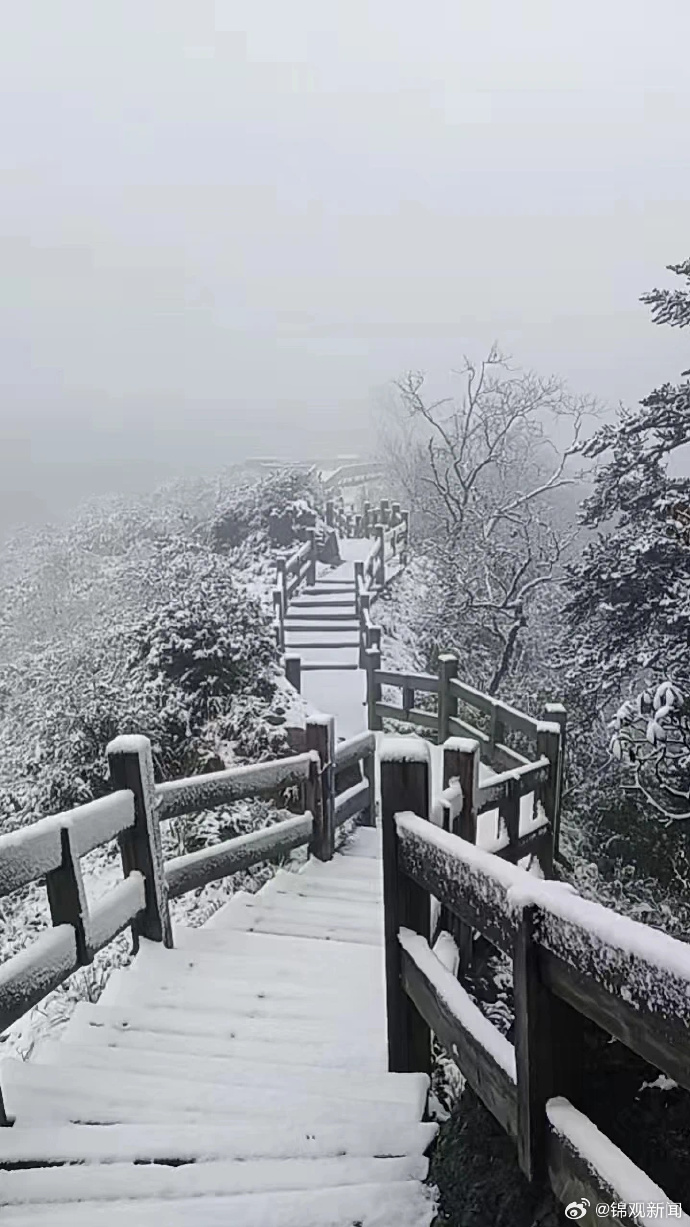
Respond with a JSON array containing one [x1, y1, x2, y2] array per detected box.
[[2, 1, 690, 529]]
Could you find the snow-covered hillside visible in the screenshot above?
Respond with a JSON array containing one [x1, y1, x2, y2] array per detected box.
[[0, 466, 323, 1058]]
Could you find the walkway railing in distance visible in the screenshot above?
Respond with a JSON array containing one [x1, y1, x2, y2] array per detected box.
[[322, 460, 385, 491], [277, 497, 410, 683], [272, 531, 319, 653], [379, 738, 690, 1221], [0, 718, 376, 1125], [365, 651, 566, 865]]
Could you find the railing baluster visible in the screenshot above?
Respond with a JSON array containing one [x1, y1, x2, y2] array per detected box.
[[381, 740, 431, 1074], [535, 721, 560, 878], [305, 716, 336, 861], [514, 903, 584, 1183], [376, 524, 386, 587], [366, 645, 383, 731], [544, 702, 566, 862], [107, 735, 173, 950], [362, 746, 376, 828], [285, 654, 301, 693], [46, 826, 91, 966], [437, 653, 458, 743], [442, 737, 479, 972]]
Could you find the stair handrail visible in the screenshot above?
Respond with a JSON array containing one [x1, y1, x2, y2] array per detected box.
[[0, 718, 378, 1124], [379, 737, 690, 1220]]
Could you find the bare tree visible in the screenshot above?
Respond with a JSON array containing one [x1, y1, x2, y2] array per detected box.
[[378, 349, 596, 693]]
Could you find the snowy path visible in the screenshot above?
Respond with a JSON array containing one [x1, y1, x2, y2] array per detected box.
[[286, 538, 371, 740], [0, 826, 437, 1226]]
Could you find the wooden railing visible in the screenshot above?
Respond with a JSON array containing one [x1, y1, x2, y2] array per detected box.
[[0, 721, 376, 1125], [380, 738, 690, 1225], [274, 498, 410, 673], [272, 532, 319, 653], [322, 460, 385, 491], [364, 650, 566, 863]]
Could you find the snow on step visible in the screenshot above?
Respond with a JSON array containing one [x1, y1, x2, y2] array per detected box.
[[110, 944, 385, 1002], [339, 827, 381, 858], [299, 853, 382, 880], [257, 878, 382, 914], [134, 932, 384, 979], [186, 890, 383, 938], [0, 790, 433, 1221], [60, 1002, 387, 1071], [0, 1180, 437, 1227], [38, 1040, 425, 1111], [289, 599, 357, 609], [1, 1059, 422, 1127], [0, 1120, 438, 1166], [203, 899, 383, 944], [1, 1153, 429, 1205], [173, 924, 383, 960], [97, 965, 383, 1021], [259, 869, 383, 903], [133, 934, 383, 982]]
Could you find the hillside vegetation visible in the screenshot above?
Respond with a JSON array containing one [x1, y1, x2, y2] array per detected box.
[[0, 464, 325, 1056]]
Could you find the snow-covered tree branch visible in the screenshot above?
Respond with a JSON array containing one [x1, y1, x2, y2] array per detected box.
[[377, 351, 597, 693]]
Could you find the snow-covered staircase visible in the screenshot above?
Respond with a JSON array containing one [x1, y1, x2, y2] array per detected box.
[[284, 540, 372, 740], [0, 826, 437, 1226]]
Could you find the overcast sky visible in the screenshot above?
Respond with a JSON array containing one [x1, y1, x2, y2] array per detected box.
[[2, 1, 690, 526]]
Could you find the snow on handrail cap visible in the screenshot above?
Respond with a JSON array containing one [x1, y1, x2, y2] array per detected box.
[[380, 736, 431, 764], [442, 736, 480, 754], [306, 711, 336, 727], [546, 1097, 690, 1223], [106, 734, 152, 757]]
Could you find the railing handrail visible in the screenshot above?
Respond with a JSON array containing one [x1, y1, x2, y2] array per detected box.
[[379, 739, 690, 1222], [0, 713, 377, 1113], [276, 497, 410, 661], [364, 651, 565, 862]]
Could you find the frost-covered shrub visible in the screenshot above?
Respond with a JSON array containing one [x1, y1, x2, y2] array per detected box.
[[132, 555, 276, 730], [0, 463, 318, 1060], [0, 468, 306, 833], [211, 468, 323, 551]]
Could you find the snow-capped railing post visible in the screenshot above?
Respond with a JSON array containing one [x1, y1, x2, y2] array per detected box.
[[401, 509, 410, 564], [272, 586, 284, 652], [358, 591, 371, 667], [441, 737, 479, 972], [366, 644, 383, 731], [285, 654, 301, 694], [513, 902, 583, 1183], [362, 743, 377, 828], [306, 529, 317, 586], [376, 524, 386, 587], [488, 701, 506, 768], [391, 501, 401, 525], [306, 715, 336, 861], [45, 826, 91, 967], [363, 501, 372, 536], [354, 560, 364, 606], [544, 702, 566, 862], [276, 556, 288, 612], [325, 499, 335, 527], [380, 738, 431, 1074], [535, 721, 560, 879], [437, 653, 459, 744], [107, 735, 173, 950], [380, 498, 391, 526]]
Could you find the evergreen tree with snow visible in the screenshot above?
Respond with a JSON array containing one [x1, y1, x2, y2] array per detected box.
[[567, 259, 690, 820]]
